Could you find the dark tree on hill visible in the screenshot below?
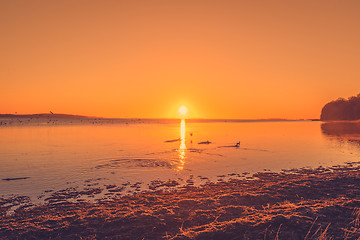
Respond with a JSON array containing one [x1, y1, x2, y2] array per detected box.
[[321, 94, 360, 121]]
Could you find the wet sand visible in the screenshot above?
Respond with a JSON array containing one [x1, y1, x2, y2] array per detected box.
[[1, 163, 360, 239]]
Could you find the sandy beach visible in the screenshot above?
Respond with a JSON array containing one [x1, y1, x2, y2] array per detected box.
[[2, 163, 360, 240]]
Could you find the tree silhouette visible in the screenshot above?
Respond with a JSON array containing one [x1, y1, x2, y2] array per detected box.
[[321, 93, 360, 121]]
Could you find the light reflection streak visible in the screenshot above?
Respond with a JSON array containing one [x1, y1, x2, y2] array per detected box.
[[178, 119, 186, 170]]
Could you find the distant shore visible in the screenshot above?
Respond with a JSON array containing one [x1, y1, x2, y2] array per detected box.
[[1, 163, 360, 239], [0, 113, 318, 127], [0, 113, 95, 119]]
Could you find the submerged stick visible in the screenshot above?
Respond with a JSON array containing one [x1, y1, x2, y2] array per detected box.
[[2, 177, 30, 181]]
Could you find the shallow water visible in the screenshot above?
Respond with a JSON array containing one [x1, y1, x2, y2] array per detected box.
[[1, 119, 360, 203]]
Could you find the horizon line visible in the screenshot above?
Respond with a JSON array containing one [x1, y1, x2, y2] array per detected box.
[[0, 113, 320, 121]]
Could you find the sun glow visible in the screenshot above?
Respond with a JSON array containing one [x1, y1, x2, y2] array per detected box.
[[178, 105, 188, 116]]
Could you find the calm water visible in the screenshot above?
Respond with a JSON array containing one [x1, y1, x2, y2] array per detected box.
[[1, 119, 360, 202]]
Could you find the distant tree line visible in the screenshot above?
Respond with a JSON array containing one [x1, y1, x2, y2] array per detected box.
[[321, 94, 360, 121]]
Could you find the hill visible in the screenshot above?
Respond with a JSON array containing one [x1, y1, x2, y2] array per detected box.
[[0, 113, 94, 119]]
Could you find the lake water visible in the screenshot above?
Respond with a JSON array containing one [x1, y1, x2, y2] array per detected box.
[[1, 119, 360, 203]]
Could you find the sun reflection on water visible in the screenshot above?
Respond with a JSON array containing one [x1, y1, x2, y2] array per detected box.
[[178, 119, 186, 170]]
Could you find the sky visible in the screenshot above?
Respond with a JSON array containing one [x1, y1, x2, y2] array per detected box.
[[1, 0, 360, 119]]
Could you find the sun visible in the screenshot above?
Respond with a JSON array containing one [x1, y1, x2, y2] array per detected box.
[[178, 105, 188, 116]]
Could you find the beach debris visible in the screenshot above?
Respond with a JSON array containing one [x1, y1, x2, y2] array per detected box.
[[122, 181, 130, 186], [188, 148, 203, 153], [108, 187, 125, 193], [198, 140, 212, 144], [148, 180, 179, 190], [186, 179, 194, 185], [95, 158, 173, 169], [130, 182, 142, 189], [218, 141, 241, 148], [44, 187, 103, 203], [2, 177, 30, 181], [164, 138, 181, 143]]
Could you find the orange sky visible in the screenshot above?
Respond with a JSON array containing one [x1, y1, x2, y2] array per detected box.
[[1, 0, 359, 119]]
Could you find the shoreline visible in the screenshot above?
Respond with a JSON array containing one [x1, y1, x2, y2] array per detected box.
[[2, 163, 360, 239]]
